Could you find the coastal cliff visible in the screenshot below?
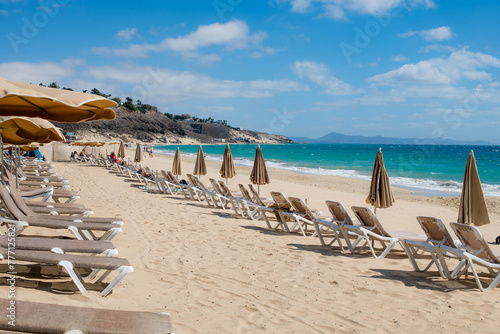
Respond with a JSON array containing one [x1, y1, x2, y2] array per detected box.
[[55, 107, 293, 145]]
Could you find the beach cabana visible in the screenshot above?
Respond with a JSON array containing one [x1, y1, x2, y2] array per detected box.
[[366, 148, 394, 213], [193, 145, 207, 177], [250, 145, 270, 194], [458, 150, 489, 226], [172, 147, 182, 176], [220, 144, 236, 184]]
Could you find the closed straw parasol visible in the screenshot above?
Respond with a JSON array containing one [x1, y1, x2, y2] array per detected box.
[[250, 145, 270, 194], [193, 145, 207, 177], [220, 144, 236, 183], [366, 148, 395, 213], [0, 77, 116, 122], [172, 147, 182, 176], [458, 150, 490, 226], [134, 143, 142, 163], [118, 141, 125, 159]]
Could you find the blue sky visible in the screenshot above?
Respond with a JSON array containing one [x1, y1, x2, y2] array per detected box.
[[2, 0, 500, 143]]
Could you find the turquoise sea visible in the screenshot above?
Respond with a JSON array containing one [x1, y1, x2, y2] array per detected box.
[[153, 144, 500, 197]]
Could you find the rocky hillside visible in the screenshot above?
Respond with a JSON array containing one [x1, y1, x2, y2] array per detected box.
[[55, 107, 292, 144]]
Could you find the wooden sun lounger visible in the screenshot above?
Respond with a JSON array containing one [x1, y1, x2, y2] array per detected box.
[[0, 299, 174, 333]]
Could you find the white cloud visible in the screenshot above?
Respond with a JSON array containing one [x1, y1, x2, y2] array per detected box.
[[116, 28, 137, 41], [392, 55, 409, 62], [180, 52, 221, 65], [84, 63, 309, 102], [94, 20, 271, 60], [0, 59, 309, 104], [419, 44, 456, 53], [292, 60, 358, 95], [279, 0, 435, 19], [0, 59, 85, 84], [399, 26, 454, 41], [368, 48, 500, 85]]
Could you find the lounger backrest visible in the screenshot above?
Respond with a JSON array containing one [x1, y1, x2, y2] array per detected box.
[[417, 217, 456, 248], [210, 178, 223, 194], [270, 192, 291, 210], [186, 174, 196, 185], [0, 183, 27, 220], [4, 183, 36, 217], [351, 206, 391, 237], [325, 201, 354, 226], [196, 178, 210, 191], [450, 222, 500, 263], [189, 174, 205, 190], [248, 184, 266, 206], [161, 170, 172, 182], [218, 181, 232, 197], [288, 197, 315, 221], [166, 171, 181, 185], [238, 184, 253, 201]]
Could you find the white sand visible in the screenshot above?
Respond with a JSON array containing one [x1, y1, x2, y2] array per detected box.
[[2, 145, 500, 333]]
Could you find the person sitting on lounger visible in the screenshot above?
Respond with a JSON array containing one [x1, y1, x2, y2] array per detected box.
[[110, 152, 120, 163]]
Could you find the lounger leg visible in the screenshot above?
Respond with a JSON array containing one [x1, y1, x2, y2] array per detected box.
[[58, 260, 88, 295], [100, 265, 134, 297]]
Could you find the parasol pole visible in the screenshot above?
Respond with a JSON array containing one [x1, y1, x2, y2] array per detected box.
[[374, 147, 383, 215], [15, 145, 20, 188], [0, 129, 2, 184]]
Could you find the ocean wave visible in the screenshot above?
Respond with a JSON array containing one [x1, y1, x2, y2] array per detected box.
[[153, 148, 500, 197]]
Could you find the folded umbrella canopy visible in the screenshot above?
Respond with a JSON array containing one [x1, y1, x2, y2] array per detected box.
[[0, 77, 116, 122], [366, 148, 395, 212], [458, 150, 490, 226], [172, 147, 182, 176], [220, 144, 236, 183], [134, 143, 142, 163], [250, 145, 270, 195], [193, 145, 207, 177], [118, 141, 126, 160]]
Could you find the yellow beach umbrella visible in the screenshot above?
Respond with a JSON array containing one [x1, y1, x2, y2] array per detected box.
[[0, 77, 116, 122], [0, 117, 64, 145]]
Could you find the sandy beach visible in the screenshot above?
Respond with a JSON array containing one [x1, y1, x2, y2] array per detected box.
[[3, 145, 500, 333]]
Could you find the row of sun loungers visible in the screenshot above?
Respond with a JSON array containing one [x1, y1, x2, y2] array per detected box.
[[97, 156, 500, 292], [0, 156, 175, 333], [0, 158, 132, 298]]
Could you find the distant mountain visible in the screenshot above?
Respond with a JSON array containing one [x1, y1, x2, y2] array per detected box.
[[290, 131, 495, 146]]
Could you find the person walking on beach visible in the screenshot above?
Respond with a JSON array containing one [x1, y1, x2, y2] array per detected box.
[[149, 146, 153, 158]]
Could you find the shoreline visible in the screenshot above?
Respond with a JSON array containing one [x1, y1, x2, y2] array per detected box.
[[151, 144, 500, 198]]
